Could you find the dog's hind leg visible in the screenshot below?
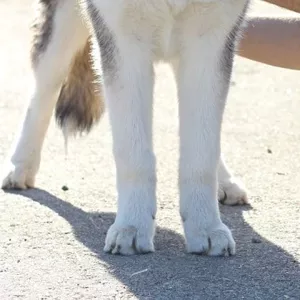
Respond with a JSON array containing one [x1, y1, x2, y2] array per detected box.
[[1, 0, 90, 189], [218, 156, 248, 206]]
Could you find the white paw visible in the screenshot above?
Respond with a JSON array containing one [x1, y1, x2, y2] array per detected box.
[[1, 162, 37, 190], [184, 221, 236, 256], [218, 177, 248, 206], [104, 219, 155, 255]]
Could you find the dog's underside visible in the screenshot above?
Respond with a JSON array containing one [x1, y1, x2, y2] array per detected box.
[[2, 0, 250, 256]]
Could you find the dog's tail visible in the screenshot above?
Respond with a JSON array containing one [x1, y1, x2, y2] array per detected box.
[[55, 38, 105, 137]]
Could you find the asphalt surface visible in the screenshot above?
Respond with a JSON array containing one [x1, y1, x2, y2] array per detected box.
[[0, 1, 299, 299]]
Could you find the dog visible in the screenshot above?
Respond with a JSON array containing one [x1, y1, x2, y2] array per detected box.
[[1, 0, 249, 256]]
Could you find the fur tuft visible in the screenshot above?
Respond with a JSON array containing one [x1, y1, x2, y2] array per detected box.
[[55, 38, 105, 135]]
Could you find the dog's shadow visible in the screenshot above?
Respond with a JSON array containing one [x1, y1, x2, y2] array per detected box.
[[7, 188, 299, 299]]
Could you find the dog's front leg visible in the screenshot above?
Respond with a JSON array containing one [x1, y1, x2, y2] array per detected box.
[[175, 21, 237, 256], [103, 43, 156, 255], [90, 14, 156, 254]]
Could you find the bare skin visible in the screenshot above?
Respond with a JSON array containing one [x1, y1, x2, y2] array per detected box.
[[263, 0, 300, 13], [237, 0, 300, 70]]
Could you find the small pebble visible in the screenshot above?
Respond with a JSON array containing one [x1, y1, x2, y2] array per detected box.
[[267, 148, 272, 154], [62, 185, 69, 191], [252, 238, 262, 244]]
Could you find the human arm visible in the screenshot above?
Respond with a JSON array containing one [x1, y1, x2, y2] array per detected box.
[[237, 16, 300, 70], [263, 0, 300, 13]]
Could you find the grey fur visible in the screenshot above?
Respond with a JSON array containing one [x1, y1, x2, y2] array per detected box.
[[31, 0, 58, 66], [222, 1, 249, 77], [218, 1, 249, 110], [87, 1, 118, 83]]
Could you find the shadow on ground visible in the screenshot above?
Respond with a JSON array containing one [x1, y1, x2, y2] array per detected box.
[[6, 189, 299, 300]]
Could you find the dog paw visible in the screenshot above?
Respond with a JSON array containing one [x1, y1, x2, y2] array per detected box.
[[218, 178, 248, 206], [1, 162, 36, 190], [185, 221, 236, 256], [104, 221, 155, 255]]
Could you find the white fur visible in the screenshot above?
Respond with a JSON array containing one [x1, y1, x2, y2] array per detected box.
[[218, 156, 248, 205], [2, 0, 248, 256], [101, 35, 157, 254], [90, 0, 247, 255], [1, 1, 89, 189]]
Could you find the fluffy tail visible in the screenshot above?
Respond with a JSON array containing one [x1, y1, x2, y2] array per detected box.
[[55, 38, 105, 136]]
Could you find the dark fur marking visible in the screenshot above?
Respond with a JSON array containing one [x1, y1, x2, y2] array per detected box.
[[31, 0, 58, 66], [222, 1, 249, 77], [87, 1, 118, 83], [218, 1, 249, 110]]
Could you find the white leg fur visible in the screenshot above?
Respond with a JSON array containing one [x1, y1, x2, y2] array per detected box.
[[218, 156, 248, 205], [90, 0, 247, 256], [1, 1, 89, 189], [101, 40, 156, 255], [174, 4, 247, 255], [2, 0, 248, 257]]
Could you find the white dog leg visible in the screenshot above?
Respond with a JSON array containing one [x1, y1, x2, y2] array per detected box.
[[218, 156, 248, 205], [2, 1, 88, 189], [176, 19, 240, 257], [88, 18, 157, 254]]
